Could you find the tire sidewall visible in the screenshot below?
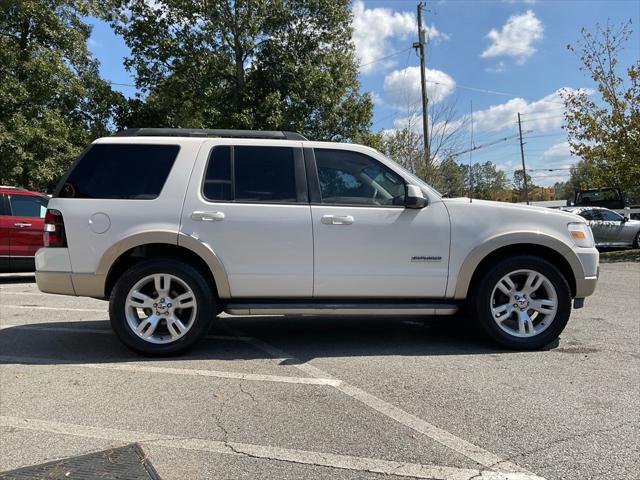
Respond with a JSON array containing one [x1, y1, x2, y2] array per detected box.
[[109, 259, 214, 356], [474, 255, 572, 350]]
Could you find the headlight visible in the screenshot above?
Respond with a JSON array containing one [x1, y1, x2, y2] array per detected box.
[[568, 222, 595, 248]]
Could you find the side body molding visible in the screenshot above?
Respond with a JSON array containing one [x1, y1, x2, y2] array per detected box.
[[452, 231, 585, 299], [94, 230, 231, 299]]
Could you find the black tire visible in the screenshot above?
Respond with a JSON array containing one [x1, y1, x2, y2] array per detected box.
[[633, 230, 640, 248], [473, 255, 572, 350], [109, 258, 215, 356]]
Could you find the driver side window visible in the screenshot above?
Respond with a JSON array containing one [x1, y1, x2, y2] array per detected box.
[[314, 149, 405, 206]]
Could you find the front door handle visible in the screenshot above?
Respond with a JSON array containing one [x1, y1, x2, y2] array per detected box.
[[321, 215, 354, 225], [14, 222, 32, 228], [191, 211, 225, 222]]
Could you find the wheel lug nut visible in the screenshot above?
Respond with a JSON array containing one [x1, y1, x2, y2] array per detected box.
[[168, 303, 172, 308], [153, 303, 157, 307]]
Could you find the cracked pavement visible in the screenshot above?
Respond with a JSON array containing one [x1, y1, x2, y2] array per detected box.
[[0, 262, 638, 479]]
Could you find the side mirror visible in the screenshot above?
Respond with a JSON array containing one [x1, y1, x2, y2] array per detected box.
[[405, 185, 428, 209]]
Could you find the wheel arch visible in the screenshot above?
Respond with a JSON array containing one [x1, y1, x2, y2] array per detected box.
[[455, 233, 581, 300], [97, 231, 231, 300]]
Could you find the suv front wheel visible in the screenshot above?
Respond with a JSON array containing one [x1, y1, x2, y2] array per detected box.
[[474, 255, 571, 350], [109, 258, 214, 355]]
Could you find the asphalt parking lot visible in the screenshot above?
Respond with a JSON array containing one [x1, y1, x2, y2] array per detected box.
[[0, 262, 638, 480]]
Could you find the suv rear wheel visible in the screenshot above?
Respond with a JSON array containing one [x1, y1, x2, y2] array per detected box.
[[109, 258, 214, 355], [474, 255, 571, 350]]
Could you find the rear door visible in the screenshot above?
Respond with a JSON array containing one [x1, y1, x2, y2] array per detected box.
[[0, 194, 11, 270], [7, 193, 48, 258], [181, 140, 313, 298], [308, 147, 450, 298]]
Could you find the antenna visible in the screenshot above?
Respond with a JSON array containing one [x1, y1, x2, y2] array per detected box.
[[469, 100, 474, 203]]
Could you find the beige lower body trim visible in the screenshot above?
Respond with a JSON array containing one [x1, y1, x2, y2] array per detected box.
[[71, 273, 107, 299], [575, 275, 598, 298], [35, 272, 76, 296]]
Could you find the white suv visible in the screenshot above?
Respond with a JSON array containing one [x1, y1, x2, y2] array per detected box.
[[35, 128, 599, 355]]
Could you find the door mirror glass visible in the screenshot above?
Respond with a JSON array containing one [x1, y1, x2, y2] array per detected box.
[[405, 185, 427, 209]]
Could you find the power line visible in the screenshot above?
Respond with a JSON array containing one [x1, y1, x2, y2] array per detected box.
[[359, 47, 413, 68]]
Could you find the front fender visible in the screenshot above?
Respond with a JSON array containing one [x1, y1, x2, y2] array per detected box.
[[451, 231, 584, 299]]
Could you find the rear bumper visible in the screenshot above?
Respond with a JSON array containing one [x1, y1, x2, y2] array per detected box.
[[35, 271, 76, 296], [35, 248, 106, 298]]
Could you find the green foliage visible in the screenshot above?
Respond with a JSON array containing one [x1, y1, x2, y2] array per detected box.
[[432, 157, 466, 197], [561, 20, 640, 197], [462, 161, 510, 200], [512, 169, 536, 202], [109, 0, 373, 141], [0, 0, 124, 191]]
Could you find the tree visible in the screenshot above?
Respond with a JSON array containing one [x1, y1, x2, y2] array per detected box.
[[561, 20, 640, 201], [108, 0, 373, 142], [432, 157, 466, 197], [462, 161, 510, 200], [379, 98, 468, 184], [512, 169, 535, 202], [0, 0, 123, 191]]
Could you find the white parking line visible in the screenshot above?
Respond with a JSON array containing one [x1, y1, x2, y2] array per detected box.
[[0, 323, 254, 342], [0, 416, 544, 480], [0, 355, 340, 386], [225, 328, 534, 476]]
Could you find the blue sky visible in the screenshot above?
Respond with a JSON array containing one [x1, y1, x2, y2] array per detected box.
[[87, 0, 640, 186]]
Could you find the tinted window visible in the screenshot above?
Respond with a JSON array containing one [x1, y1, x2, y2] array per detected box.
[[203, 146, 232, 201], [0, 194, 8, 216], [235, 146, 296, 202], [202, 146, 297, 203], [600, 210, 623, 221], [9, 195, 48, 218], [579, 210, 596, 220], [315, 149, 405, 206], [57, 144, 179, 199]]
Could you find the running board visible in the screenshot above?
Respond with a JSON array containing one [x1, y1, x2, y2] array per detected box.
[[224, 302, 459, 316]]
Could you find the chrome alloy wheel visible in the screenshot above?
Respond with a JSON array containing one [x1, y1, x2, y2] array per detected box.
[[124, 273, 197, 344], [490, 269, 558, 338]]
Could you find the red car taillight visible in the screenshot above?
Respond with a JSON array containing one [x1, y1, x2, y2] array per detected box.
[[44, 209, 67, 247]]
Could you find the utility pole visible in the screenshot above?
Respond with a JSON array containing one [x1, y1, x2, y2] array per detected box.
[[517, 112, 530, 205], [413, 2, 430, 180]]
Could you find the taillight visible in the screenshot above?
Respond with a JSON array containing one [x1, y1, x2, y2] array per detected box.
[[44, 209, 67, 247]]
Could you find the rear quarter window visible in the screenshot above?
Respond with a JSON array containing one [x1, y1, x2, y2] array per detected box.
[[56, 144, 180, 199]]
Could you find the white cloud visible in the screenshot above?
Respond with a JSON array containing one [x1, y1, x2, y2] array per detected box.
[[383, 66, 456, 110], [481, 10, 543, 64], [542, 141, 573, 159], [502, 0, 537, 4], [352, 1, 448, 74], [473, 89, 570, 133], [485, 61, 506, 74]]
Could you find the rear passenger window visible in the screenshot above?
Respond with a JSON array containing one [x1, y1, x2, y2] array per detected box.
[[203, 146, 297, 203], [9, 195, 48, 218], [56, 144, 179, 199]]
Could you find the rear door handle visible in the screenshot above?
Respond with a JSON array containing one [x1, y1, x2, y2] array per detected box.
[[191, 211, 225, 222], [14, 222, 32, 228], [321, 215, 354, 225]]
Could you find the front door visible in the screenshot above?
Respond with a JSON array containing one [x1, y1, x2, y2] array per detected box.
[[181, 141, 313, 298], [309, 148, 450, 298]]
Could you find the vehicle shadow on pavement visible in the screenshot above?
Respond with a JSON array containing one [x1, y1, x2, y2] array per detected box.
[[0, 315, 527, 366], [0, 274, 36, 284]]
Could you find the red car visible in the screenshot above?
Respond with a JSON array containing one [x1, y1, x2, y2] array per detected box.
[[0, 186, 49, 272]]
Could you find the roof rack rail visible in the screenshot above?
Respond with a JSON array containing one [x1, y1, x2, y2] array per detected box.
[[113, 128, 307, 141]]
